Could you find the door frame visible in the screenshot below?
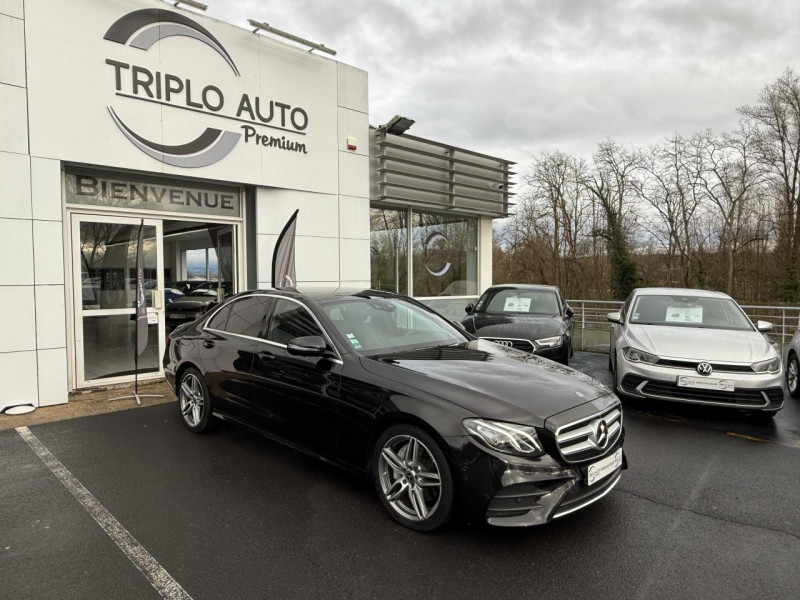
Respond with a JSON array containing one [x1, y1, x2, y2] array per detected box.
[[65, 202, 247, 391], [70, 213, 165, 388]]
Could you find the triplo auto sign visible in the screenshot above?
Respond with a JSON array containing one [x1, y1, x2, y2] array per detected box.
[[103, 8, 310, 168]]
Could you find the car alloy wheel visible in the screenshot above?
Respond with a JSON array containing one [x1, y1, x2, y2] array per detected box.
[[374, 425, 454, 531], [787, 355, 800, 398], [178, 368, 214, 433]]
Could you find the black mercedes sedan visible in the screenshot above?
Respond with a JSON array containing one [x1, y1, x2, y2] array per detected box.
[[462, 284, 575, 365], [165, 289, 625, 531]]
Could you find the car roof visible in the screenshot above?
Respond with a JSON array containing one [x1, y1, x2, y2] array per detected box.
[[485, 284, 561, 292], [233, 287, 403, 305], [633, 287, 732, 299]]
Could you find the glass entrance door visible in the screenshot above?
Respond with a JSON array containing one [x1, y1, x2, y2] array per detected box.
[[71, 214, 165, 386]]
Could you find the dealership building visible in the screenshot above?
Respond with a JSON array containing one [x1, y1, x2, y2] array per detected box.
[[0, 0, 514, 412]]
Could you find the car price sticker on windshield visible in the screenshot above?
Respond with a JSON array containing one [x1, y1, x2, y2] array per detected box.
[[677, 376, 735, 391], [503, 296, 531, 312], [665, 306, 703, 323], [587, 448, 622, 486]]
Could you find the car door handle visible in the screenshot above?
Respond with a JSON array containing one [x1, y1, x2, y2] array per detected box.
[[203, 340, 215, 349], [257, 351, 275, 361]]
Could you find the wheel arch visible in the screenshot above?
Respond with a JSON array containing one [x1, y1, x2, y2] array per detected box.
[[174, 360, 203, 395], [364, 412, 460, 480]]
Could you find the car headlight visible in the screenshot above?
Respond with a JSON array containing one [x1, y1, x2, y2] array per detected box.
[[752, 357, 781, 373], [535, 335, 562, 348], [622, 346, 659, 364], [463, 419, 544, 457]]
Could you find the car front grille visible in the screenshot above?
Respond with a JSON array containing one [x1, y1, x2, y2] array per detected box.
[[655, 359, 753, 373], [481, 338, 535, 352], [621, 374, 782, 407], [554, 404, 622, 463]]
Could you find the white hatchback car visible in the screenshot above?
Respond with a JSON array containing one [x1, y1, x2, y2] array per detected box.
[[608, 288, 784, 417]]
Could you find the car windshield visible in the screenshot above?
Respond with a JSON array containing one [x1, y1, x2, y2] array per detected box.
[[629, 295, 753, 331], [321, 296, 467, 356], [483, 289, 561, 316]]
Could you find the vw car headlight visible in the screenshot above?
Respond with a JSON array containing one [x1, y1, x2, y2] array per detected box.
[[752, 357, 781, 373], [535, 335, 562, 348], [622, 346, 659, 364], [463, 419, 544, 457]]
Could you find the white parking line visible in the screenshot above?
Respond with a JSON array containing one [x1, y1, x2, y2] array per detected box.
[[16, 426, 192, 600]]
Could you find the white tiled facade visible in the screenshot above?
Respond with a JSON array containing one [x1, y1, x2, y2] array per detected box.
[[0, 1, 69, 408], [255, 63, 371, 291]]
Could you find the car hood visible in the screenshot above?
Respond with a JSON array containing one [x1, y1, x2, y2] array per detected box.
[[624, 324, 775, 362], [465, 314, 565, 340], [168, 296, 215, 309], [360, 339, 611, 427]]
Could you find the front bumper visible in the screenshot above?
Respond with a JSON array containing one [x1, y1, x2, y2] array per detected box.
[[446, 433, 626, 527], [616, 358, 785, 411]]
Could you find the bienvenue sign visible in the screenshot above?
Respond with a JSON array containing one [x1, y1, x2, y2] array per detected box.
[[65, 168, 241, 218]]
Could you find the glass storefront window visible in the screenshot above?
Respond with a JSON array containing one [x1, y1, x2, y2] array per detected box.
[[80, 222, 157, 310], [370, 208, 408, 294], [82, 315, 159, 381], [411, 212, 477, 297]]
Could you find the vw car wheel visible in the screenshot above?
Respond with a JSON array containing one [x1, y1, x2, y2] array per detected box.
[[374, 425, 454, 532], [787, 355, 800, 398]]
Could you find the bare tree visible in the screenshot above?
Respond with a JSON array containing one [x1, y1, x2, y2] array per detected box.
[[739, 68, 800, 299]]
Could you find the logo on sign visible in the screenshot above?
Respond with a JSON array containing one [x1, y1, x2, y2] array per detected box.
[[103, 9, 310, 168], [697, 362, 713, 376]]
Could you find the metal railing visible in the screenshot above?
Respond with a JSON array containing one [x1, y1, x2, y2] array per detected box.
[[565, 299, 800, 355]]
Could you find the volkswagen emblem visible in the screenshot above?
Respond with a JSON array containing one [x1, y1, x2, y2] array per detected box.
[[588, 418, 610, 450], [697, 362, 713, 376]]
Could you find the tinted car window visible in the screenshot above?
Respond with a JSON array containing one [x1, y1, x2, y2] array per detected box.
[[206, 303, 232, 330], [485, 290, 561, 315], [266, 299, 323, 345], [223, 296, 269, 337]]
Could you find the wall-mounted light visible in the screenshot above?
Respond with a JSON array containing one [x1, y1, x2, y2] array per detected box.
[[248, 19, 337, 56], [383, 115, 415, 135], [347, 137, 357, 150], [172, 0, 208, 11]]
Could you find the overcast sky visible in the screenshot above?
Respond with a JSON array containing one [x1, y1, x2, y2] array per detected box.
[[203, 0, 800, 173]]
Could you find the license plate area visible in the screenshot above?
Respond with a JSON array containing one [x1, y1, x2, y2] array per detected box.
[[677, 376, 735, 392], [587, 449, 623, 486]]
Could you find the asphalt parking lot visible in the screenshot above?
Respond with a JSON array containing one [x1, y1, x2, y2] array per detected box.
[[1, 352, 799, 600]]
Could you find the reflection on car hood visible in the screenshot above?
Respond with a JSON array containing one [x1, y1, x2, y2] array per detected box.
[[625, 324, 775, 362], [360, 339, 611, 427], [466, 314, 564, 340]]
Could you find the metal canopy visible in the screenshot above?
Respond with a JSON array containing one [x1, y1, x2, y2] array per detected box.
[[370, 126, 515, 218]]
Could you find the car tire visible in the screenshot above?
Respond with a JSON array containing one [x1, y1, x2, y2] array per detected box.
[[787, 354, 800, 398], [373, 424, 455, 532], [178, 367, 215, 433]]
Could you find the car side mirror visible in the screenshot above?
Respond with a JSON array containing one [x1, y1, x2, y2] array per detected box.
[[465, 303, 475, 314], [565, 305, 574, 318], [756, 320, 773, 332], [607, 312, 622, 325], [287, 335, 328, 357]]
